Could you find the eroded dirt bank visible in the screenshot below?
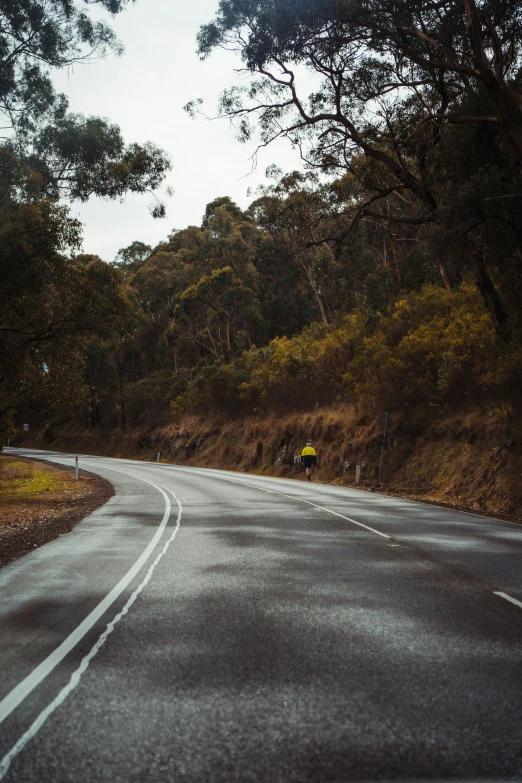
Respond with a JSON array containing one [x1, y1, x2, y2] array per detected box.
[[22, 403, 522, 523]]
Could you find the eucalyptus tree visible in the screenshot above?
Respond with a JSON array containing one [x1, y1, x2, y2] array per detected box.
[[0, 0, 170, 207], [194, 0, 522, 331], [0, 0, 171, 427], [171, 266, 261, 363], [250, 171, 342, 324], [0, 0, 124, 136]]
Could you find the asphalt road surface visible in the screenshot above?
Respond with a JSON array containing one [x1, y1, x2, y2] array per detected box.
[[1, 448, 521, 782]]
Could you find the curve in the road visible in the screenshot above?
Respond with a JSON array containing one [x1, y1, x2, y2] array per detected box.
[[0, 465, 182, 781], [2, 450, 522, 783]]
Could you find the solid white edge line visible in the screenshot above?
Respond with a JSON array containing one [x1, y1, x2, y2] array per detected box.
[[13, 451, 522, 530], [0, 480, 183, 781], [494, 591, 522, 610], [152, 462, 522, 529], [0, 467, 172, 728]]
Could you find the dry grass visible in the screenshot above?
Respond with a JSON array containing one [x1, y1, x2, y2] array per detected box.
[[0, 457, 73, 503], [24, 401, 522, 522], [0, 455, 113, 567]]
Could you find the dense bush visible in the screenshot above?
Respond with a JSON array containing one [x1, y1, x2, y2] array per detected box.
[[170, 282, 522, 419], [239, 317, 363, 411], [344, 283, 521, 412]]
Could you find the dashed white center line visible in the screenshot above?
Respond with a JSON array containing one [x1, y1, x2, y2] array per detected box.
[[199, 474, 391, 539]]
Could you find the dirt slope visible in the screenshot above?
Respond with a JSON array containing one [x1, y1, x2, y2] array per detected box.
[[22, 403, 522, 522]]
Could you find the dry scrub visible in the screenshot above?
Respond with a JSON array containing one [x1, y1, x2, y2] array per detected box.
[[25, 402, 522, 522], [0, 455, 113, 567]]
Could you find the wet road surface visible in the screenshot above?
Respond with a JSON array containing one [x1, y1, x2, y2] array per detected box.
[[1, 449, 521, 782]]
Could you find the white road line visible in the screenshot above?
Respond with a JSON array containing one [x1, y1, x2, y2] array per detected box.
[[184, 469, 390, 540], [494, 591, 522, 610], [0, 479, 183, 780], [0, 467, 173, 729], [41, 456, 387, 539], [149, 461, 522, 530], [12, 451, 522, 529]]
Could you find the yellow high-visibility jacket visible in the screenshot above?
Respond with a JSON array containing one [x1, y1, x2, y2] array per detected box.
[[301, 446, 317, 467]]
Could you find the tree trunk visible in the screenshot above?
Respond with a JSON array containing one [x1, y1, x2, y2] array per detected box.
[[439, 264, 452, 292], [464, 0, 522, 164], [464, 247, 507, 335], [491, 85, 522, 165], [302, 260, 329, 325], [118, 364, 126, 430], [225, 314, 232, 358], [89, 387, 96, 427], [390, 241, 402, 288], [313, 284, 329, 326]]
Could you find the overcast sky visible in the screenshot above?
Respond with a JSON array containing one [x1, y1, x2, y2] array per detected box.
[[52, 0, 304, 262]]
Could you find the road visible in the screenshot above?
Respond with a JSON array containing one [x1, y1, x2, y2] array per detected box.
[[1, 448, 521, 782]]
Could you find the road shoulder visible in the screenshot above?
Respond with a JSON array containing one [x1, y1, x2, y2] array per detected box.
[[0, 455, 114, 568]]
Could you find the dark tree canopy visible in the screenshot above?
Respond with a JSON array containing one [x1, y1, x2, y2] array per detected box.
[[194, 0, 522, 332], [4, 0, 522, 438], [0, 0, 171, 206], [0, 0, 171, 429], [0, 0, 127, 137]]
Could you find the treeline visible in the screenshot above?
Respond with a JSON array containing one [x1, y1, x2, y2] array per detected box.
[[17, 187, 522, 436], [3, 0, 522, 439], [0, 0, 169, 436]]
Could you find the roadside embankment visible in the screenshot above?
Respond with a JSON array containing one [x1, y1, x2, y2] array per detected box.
[[21, 402, 522, 523], [0, 455, 114, 567]]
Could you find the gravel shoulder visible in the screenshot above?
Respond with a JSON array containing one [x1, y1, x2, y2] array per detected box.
[[0, 454, 114, 568]]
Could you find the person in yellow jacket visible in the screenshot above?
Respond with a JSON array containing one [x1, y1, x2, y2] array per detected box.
[[301, 441, 317, 481]]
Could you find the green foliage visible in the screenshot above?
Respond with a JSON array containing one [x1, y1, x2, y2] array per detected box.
[[194, 0, 522, 333], [169, 282, 522, 421], [0, 0, 171, 433], [30, 114, 170, 202], [239, 318, 363, 411], [0, 1, 170, 208], [9, 0, 522, 441], [343, 283, 522, 412], [170, 361, 248, 418], [114, 241, 152, 272], [0, 0, 125, 138], [0, 225, 130, 424], [172, 266, 261, 362]]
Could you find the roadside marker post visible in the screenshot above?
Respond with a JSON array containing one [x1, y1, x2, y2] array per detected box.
[[75, 456, 79, 481], [157, 452, 161, 462]]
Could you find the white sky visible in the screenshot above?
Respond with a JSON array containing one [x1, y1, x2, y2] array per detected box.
[[52, 0, 305, 262]]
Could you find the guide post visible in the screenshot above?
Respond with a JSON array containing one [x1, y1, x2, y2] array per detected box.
[[75, 455, 79, 481]]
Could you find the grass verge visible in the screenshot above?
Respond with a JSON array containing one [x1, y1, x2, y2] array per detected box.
[[0, 455, 114, 568]]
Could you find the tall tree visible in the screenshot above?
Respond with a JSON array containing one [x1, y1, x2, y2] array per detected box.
[[195, 0, 522, 331], [0, 0, 171, 208]]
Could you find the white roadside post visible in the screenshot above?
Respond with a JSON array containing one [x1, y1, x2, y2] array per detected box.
[[75, 456, 79, 481], [157, 452, 161, 462]]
